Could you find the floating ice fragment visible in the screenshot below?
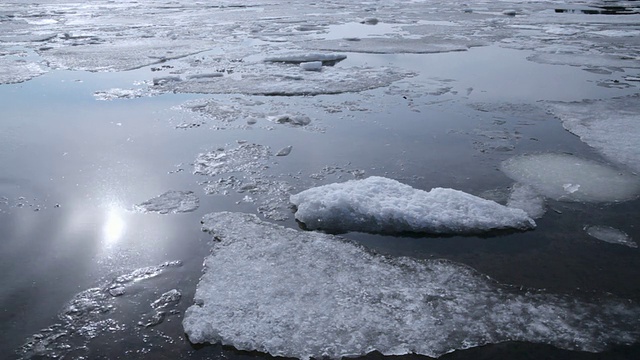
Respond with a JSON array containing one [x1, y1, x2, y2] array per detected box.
[[501, 154, 640, 203], [0, 56, 46, 84], [585, 225, 637, 248], [134, 190, 199, 214], [276, 145, 292, 157], [269, 114, 311, 126], [186, 72, 224, 80], [507, 183, 546, 219], [264, 52, 347, 65], [290, 176, 535, 234], [548, 96, 640, 173], [183, 212, 640, 359], [93, 88, 144, 101], [153, 76, 182, 86], [300, 61, 322, 71]]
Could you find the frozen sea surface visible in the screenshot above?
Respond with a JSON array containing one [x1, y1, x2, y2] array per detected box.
[[290, 176, 535, 234], [184, 212, 640, 359]]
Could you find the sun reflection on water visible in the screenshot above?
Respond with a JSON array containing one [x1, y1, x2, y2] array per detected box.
[[103, 206, 126, 246]]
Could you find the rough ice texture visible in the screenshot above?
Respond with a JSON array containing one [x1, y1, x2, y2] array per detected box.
[[134, 190, 199, 214], [299, 38, 480, 54], [501, 154, 640, 203], [183, 212, 640, 359], [548, 96, 640, 174], [164, 63, 410, 96], [93, 88, 145, 101], [585, 226, 637, 249], [507, 183, 546, 219], [290, 176, 535, 234], [0, 56, 46, 84]]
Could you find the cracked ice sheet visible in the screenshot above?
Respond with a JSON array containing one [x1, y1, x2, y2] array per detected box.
[[548, 95, 640, 174], [0, 55, 46, 84], [183, 212, 640, 359], [159, 61, 412, 96], [40, 39, 212, 72]]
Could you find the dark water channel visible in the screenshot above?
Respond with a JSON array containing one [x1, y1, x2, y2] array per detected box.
[[1, 45, 640, 359]]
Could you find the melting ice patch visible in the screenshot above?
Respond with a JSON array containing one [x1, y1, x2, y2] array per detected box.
[[19, 261, 183, 359], [0, 55, 46, 84], [183, 212, 640, 359], [507, 183, 546, 219], [548, 96, 640, 173], [134, 190, 199, 214], [501, 154, 640, 203], [585, 225, 637, 249], [290, 176, 535, 234]]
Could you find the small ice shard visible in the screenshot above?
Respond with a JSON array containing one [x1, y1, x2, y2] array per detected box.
[[151, 289, 182, 310], [134, 190, 199, 214], [269, 114, 312, 126], [264, 52, 347, 65], [502, 10, 517, 16], [183, 212, 640, 359], [300, 61, 322, 71], [585, 226, 637, 248], [507, 183, 546, 219], [563, 183, 580, 194], [501, 154, 640, 203], [276, 146, 292, 157], [625, 77, 640, 82], [290, 176, 535, 234], [361, 18, 379, 25]]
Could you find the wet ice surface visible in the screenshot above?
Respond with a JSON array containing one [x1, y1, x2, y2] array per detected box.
[[548, 95, 640, 173], [501, 154, 640, 203], [585, 225, 637, 248], [2, 0, 640, 359], [19, 261, 184, 359], [134, 190, 199, 214], [184, 212, 640, 359], [290, 176, 535, 234]]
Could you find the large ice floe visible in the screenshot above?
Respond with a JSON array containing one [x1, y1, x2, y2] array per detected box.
[[183, 212, 640, 359], [548, 96, 640, 174], [289, 176, 535, 234], [585, 225, 637, 249], [0, 54, 46, 84], [501, 154, 640, 203]]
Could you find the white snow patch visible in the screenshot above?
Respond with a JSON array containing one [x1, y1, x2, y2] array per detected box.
[[183, 212, 640, 359], [134, 190, 199, 214], [585, 225, 637, 248], [290, 176, 535, 234], [501, 154, 640, 203], [549, 96, 640, 173], [507, 183, 546, 219]]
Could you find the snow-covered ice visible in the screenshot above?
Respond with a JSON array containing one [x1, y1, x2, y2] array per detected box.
[[183, 212, 640, 359], [501, 154, 640, 203], [290, 176, 535, 234], [300, 61, 323, 71], [134, 190, 199, 214], [268, 114, 312, 127], [585, 225, 637, 249], [0, 55, 46, 84], [549, 96, 640, 174]]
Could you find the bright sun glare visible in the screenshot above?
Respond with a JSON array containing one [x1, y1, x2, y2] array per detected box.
[[103, 207, 126, 245]]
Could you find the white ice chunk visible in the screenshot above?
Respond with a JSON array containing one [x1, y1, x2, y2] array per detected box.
[[268, 114, 311, 126], [134, 190, 199, 214], [93, 88, 144, 101], [501, 154, 640, 203], [264, 52, 347, 64], [290, 176, 535, 234], [183, 212, 640, 359], [585, 225, 637, 248], [276, 145, 292, 157], [507, 183, 546, 219], [549, 96, 640, 173], [0, 56, 46, 84], [299, 61, 322, 71]]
